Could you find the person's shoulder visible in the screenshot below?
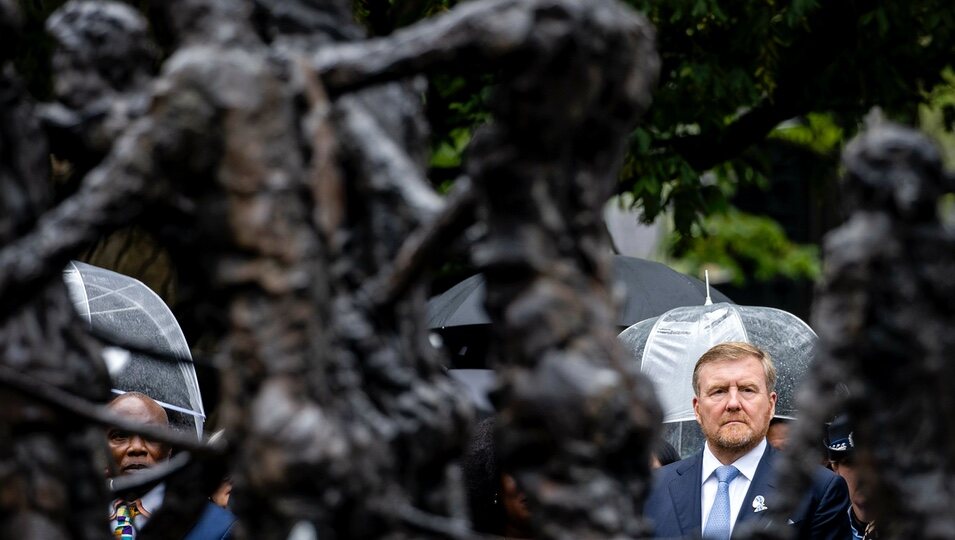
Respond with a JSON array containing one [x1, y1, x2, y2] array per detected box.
[[646, 453, 700, 515], [809, 462, 843, 484], [804, 464, 851, 538], [653, 452, 700, 481], [184, 502, 237, 540], [806, 463, 850, 501]]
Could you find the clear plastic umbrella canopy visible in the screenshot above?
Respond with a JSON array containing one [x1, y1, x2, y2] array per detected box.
[[63, 261, 205, 438], [618, 302, 816, 457]]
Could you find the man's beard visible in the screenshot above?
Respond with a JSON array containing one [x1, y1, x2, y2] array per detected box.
[[708, 418, 762, 452]]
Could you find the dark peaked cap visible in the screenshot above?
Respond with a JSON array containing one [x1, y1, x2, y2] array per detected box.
[[825, 414, 855, 460]]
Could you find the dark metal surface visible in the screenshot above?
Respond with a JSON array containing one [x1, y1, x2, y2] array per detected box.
[[462, 1, 662, 536], [0, 6, 112, 537], [753, 117, 955, 540], [0, 0, 660, 538]]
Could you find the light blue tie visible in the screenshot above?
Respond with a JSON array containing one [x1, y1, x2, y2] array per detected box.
[[703, 465, 741, 540]]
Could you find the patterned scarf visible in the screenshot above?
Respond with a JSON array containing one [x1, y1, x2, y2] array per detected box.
[[113, 500, 140, 539]]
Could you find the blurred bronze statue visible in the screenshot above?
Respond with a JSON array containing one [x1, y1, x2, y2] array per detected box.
[[767, 115, 955, 540], [0, 0, 660, 538]]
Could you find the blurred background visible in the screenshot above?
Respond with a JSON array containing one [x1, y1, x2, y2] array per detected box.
[[13, 0, 955, 418]]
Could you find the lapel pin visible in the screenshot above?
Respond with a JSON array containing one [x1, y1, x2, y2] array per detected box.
[[752, 495, 768, 513]]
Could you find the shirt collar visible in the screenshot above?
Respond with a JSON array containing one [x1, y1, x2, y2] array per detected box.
[[139, 483, 165, 515], [109, 482, 165, 518], [701, 438, 768, 485]]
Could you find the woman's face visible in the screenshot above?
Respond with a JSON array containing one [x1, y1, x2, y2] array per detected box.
[[501, 473, 532, 532]]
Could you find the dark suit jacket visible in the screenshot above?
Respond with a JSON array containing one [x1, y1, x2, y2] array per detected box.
[[183, 502, 236, 540], [644, 444, 849, 539]]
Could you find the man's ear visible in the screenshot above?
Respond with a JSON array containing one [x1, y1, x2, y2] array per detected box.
[[692, 396, 701, 425], [769, 391, 777, 415]]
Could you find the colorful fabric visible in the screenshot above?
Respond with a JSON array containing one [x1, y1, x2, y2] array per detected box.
[[113, 501, 140, 539]]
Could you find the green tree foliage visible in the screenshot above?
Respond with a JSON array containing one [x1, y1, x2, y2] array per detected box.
[[625, 0, 955, 220], [408, 0, 955, 282], [670, 209, 821, 285]]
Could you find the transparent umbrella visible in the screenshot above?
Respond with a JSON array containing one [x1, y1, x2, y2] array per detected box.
[[618, 302, 816, 457], [63, 261, 205, 438]]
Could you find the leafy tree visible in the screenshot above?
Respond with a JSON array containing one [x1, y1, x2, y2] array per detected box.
[[622, 0, 955, 218], [372, 0, 955, 282]]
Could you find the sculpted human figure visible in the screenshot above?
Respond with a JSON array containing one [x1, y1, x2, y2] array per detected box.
[[784, 117, 955, 538], [41, 0, 157, 170], [0, 0, 661, 537]]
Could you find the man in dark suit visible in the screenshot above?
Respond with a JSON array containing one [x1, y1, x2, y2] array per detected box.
[[644, 343, 849, 539], [107, 392, 235, 539]]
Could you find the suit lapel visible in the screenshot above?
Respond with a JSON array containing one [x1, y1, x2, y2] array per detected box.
[[736, 444, 776, 527], [668, 452, 704, 535]]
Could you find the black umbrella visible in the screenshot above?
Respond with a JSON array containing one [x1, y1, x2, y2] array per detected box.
[[63, 261, 205, 438], [428, 255, 732, 368], [429, 255, 731, 328]]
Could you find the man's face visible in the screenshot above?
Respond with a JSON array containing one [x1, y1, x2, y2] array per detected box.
[[106, 395, 172, 476], [693, 355, 776, 455], [831, 459, 869, 523]]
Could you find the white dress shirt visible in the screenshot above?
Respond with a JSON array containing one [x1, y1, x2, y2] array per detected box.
[[700, 438, 767, 537]]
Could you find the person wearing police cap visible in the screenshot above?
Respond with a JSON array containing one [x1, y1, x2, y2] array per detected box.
[[826, 415, 877, 540]]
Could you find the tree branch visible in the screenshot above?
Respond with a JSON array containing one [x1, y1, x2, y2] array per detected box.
[[657, 0, 881, 176], [670, 98, 801, 172]]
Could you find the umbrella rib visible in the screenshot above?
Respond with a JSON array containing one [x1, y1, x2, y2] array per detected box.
[[65, 261, 93, 323], [83, 282, 138, 302], [87, 306, 144, 316], [82, 284, 191, 353], [110, 389, 206, 418]]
